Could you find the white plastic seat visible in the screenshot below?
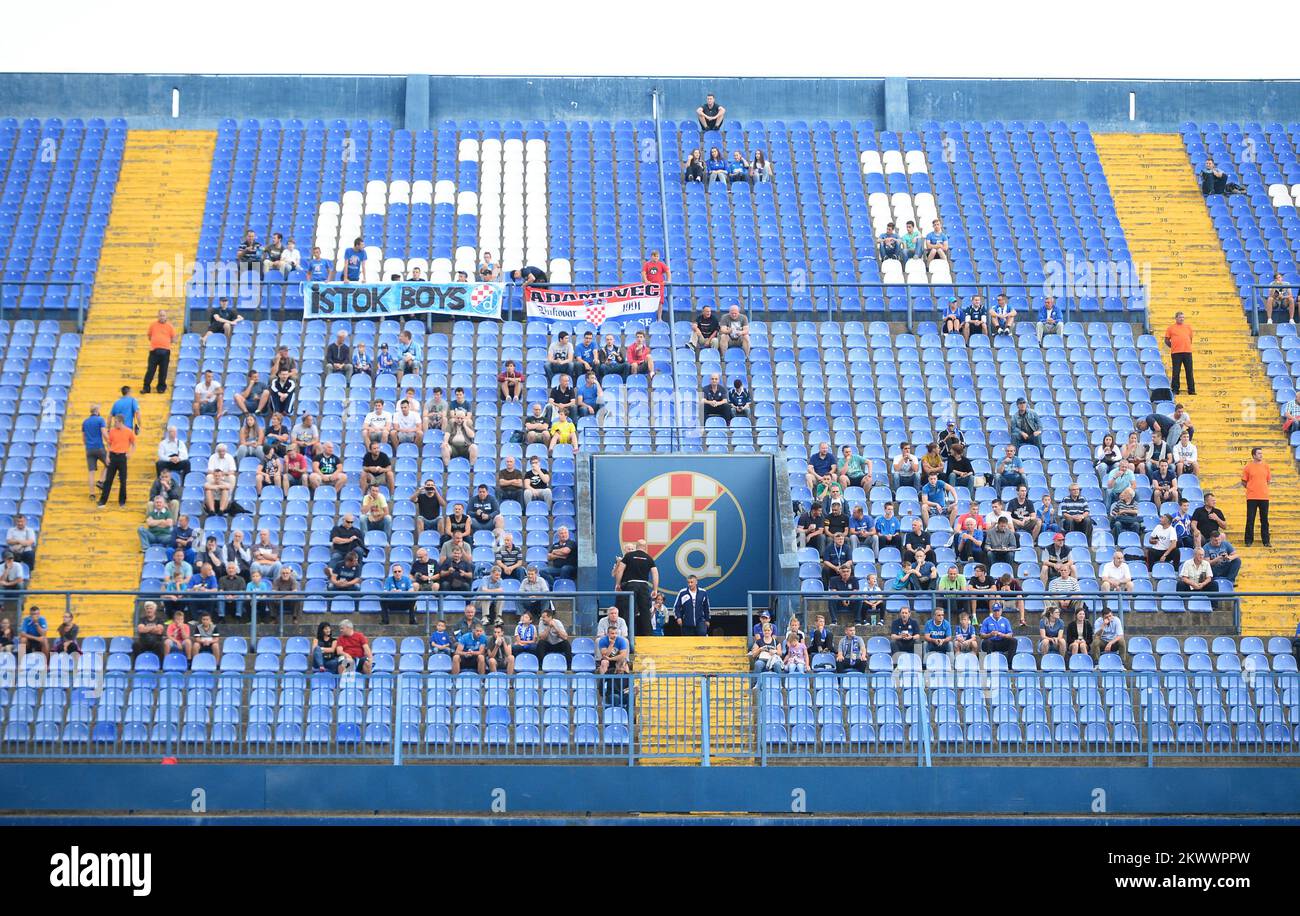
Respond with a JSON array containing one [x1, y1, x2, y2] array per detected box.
[[433, 180, 456, 205], [456, 191, 478, 217], [860, 150, 883, 174], [457, 138, 479, 161]]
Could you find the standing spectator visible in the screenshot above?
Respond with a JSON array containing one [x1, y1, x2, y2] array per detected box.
[[98, 413, 135, 508], [477, 250, 501, 281], [1010, 398, 1042, 452], [5, 515, 36, 571], [325, 330, 352, 378], [690, 304, 721, 351], [204, 297, 243, 344], [613, 538, 657, 632], [110, 385, 142, 434], [835, 624, 867, 674], [341, 237, 367, 283], [1093, 608, 1126, 661], [142, 309, 176, 394], [642, 250, 669, 316], [336, 618, 373, 675], [1164, 311, 1196, 396], [979, 603, 1016, 666], [671, 573, 710, 637], [1241, 447, 1271, 547], [81, 404, 108, 499], [696, 93, 726, 132]]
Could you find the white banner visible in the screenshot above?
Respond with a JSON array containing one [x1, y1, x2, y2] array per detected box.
[[523, 282, 662, 327]]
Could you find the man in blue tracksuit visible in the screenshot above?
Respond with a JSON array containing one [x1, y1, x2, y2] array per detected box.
[[672, 575, 711, 636]]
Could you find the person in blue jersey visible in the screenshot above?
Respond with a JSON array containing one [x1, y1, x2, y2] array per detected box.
[[924, 218, 949, 263], [942, 297, 963, 335], [923, 606, 952, 655], [381, 562, 416, 626], [953, 609, 979, 654], [920, 470, 958, 526], [81, 403, 107, 499], [512, 611, 540, 659], [453, 622, 488, 675], [429, 618, 455, 657], [303, 245, 333, 281], [341, 236, 367, 282], [876, 502, 903, 552], [979, 602, 1016, 666], [705, 147, 728, 185], [962, 293, 988, 342], [990, 292, 1016, 336], [110, 385, 142, 434]]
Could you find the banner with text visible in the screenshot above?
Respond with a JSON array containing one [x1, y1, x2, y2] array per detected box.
[[302, 281, 504, 319], [524, 282, 662, 328]]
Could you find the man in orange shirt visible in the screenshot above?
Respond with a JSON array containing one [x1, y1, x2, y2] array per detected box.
[[1164, 311, 1196, 396], [98, 414, 136, 508], [142, 309, 177, 395], [1241, 447, 1271, 547]]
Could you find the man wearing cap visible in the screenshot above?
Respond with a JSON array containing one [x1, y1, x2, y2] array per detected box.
[[1010, 398, 1042, 452], [750, 608, 773, 641], [979, 603, 1016, 666], [937, 421, 964, 461], [1041, 532, 1074, 584]]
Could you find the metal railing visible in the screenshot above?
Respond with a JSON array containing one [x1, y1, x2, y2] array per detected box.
[[0, 668, 1293, 766], [0, 280, 91, 329]]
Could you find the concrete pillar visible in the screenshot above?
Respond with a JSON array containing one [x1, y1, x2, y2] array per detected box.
[[884, 77, 910, 133], [404, 75, 429, 130]]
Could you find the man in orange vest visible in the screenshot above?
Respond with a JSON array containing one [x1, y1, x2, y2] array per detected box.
[[1164, 311, 1195, 396], [98, 413, 136, 508], [1241, 447, 1271, 547], [142, 309, 177, 394]]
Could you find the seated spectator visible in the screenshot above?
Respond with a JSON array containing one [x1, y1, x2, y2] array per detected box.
[[1093, 608, 1126, 661], [889, 605, 921, 654], [890, 442, 921, 491], [498, 360, 524, 402], [779, 631, 808, 673], [362, 484, 393, 537], [245, 568, 272, 619], [362, 441, 395, 491], [1059, 483, 1094, 539], [268, 368, 297, 416], [263, 412, 291, 456], [325, 331, 352, 378], [523, 403, 552, 449], [192, 369, 223, 419], [1109, 490, 1142, 538], [878, 222, 904, 263], [1150, 458, 1178, 510], [327, 551, 362, 592], [268, 344, 298, 381], [256, 445, 285, 496], [729, 377, 753, 420], [902, 518, 934, 566], [192, 611, 221, 663], [436, 546, 473, 593], [483, 623, 514, 675], [705, 147, 727, 184], [496, 455, 524, 504], [1177, 547, 1218, 594], [310, 622, 346, 673], [953, 610, 979, 654], [805, 441, 837, 499], [1172, 431, 1199, 477], [951, 517, 987, 566], [304, 441, 345, 495], [946, 443, 975, 493], [690, 305, 721, 351], [442, 406, 478, 465], [962, 294, 988, 341], [548, 407, 577, 455], [596, 333, 627, 380], [469, 483, 504, 537], [1006, 484, 1040, 541], [409, 547, 435, 592], [1171, 498, 1195, 549], [1038, 607, 1066, 655], [574, 370, 603, 419], [826, 563, 861, 623], [0, 555, 26, 614], [923, 607, 952, 655], [133, 602, 166, 658], [993, 444, 1026, 492], [351, 341, 375, 378], [796, 502, 827, 553], [291, 414, 320, 459], [0, 617, 12, 653], [749, 150, 773, 183], [990, 293, 1016, 336], [837, 445, 871, 492], [204, 296, 243, 343], [941, 298, 964, 335], [1065, 607, 1092, 657], [1010, 398, 1042, 452], [0, 516, 34, 573], [439, 504, 471, 546], [165, 608, 193, 661], [1199, 156, 1228, 196], [217, 561, 246, 621], [234, 413, 265, 462], [522, 456, 552, 507], [137, 495, 174, 551], [920, 471, 958, 526], [676, 147, 706, 181], [924, 218, 949, 262], [203, 444, 237, 516], [1120, 433, 1148, 479], [156, 425, 192, 477], [394, 330, 422, 383], [1267, 272, 1295, 324], [249, 529, 281, 580], [337, 618, 373, 675], [543, 526, 577, 583], [381, 563, 417, 625], [835, 624, 867, 674], [518, 567, 553, 619], [720, 305, 750, 355], [979, 602, 1016, 666], [547, 330, 578, 378], [409, 477, 446, 537], [272, 566, 302, 624], [725, 150, 750, 187], [1094, 432, 1122, 475], [1099, 550, 1133, 593], [538, 608, 572, 666], [696, 93, 725, 132], [494, 532, 524, 582], [573, 330, 600, 378], [1145, 514, 1179, 568], [427, 618, 454, 657], [172, 515, 197, 564], [750, 622, 784, 673], [626, 329, 656, 377], [1203, 531, 1241, 584], [284, 443, 309, 491], [1037, 296, 1062, 340], [820, 531, 852, 586], [984, 516, 1018, 568]]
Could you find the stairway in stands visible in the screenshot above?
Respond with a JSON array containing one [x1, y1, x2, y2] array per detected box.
[[633, 636, 752, 764], [1095, 133, 1298, 637], [30, 130, 215, 637]]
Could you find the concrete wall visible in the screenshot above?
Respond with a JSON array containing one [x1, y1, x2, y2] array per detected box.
[[3, 73, 1299, 132]]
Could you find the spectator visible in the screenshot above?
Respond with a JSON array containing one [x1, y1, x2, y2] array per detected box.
[[538, 608, 571, 666], [705, 147, 727, 185], [291, 414, 320, 459], [272, 565, 301, 624], [518, 566, 553, 618], [0, 617, 12, 654], [1121, 433, 1149, 478], [903, 518, 935, 566], [835, 624, 867, 674], [249, 529, 281, 581], [190, 611, 220, 663], [442, 405, 478, 465], [750, 622, 784, 673], [480, 623, 514, 675], [137, 494, 174, 551], [924, 218, 949, 263], [1094, 432, 1122, 475], [878, 222, 904, 264], [1199, 157, 1228, 196], [97, 413, 135, 508], [992, 443, 1025, 492], [164, 607, 193, 661], [256, 445, 285, 497], [984, 516, 1017, 568], [263, 412, 291, 456], [945, 442, 975, 494], [336, 618, 373, 675], [547, 330, 578, 378], [720, 304, 751, 355], [394, 330, 423, 384], [381, 562, 417, 626], [261, 232, 285, 273], [990, 293, 1016, 336], [682, 148, 706, 183], [328, 551, 362, 594], [1010, 398, 1043, 452], [953, 611, 979, 654], [1037, 296, 1062, 340], [1038, 606, 1066, 655], [805, 441, 837, 499], [1146, 514, 1179, 568], [642, 249, 670, 292], [937, 421, 965, 460], [201, 443, 236, 516], [951, 517, 986, 566], [351, 341, 374, 378], [979, 603, 1016, 666], [941, 297, 964, 335], [548, 407, 577, 455], [1064, 607, 1092, 657], [889, 605, 921, 654], [361, 398, 392, 447], [826, 563, 861, 623], [1172, 430, 1199, 477], [469, 483, 504, 538], [1267, 272, 1295, 324], [1151, 458, 1179, 510], [1109, 489, 1141, 539], [304, 441, 345, 495], [510, 264, 549, 285], [204, 297, 243, 344], [217, 561, 247, 621], [596, 606, 630, 641], [361, 441, 395, 492], [497, 359, 523, 402], [614, 538, 657, 632], [1093, 608, 1126, 661], [690, 304, 721, 351], [548, 373, 577, 420], [5, 515, 36, 571], [596, 333, 628, 379], [268, 367, 296, 416], [230, 413, 263, 462], [18, 604, 47, 658], [358, 484, 391, 538], [190, 369, 223, 419], [697, 94, 725, 132], [962, 294, 988, 341], [796, 502, 827, 553], [142, 309, 177, 395], [1164, 310, 1196, 396], [1191, 491, 1227, 547], [920, 470, 958, 526], [923, 607, 952, 656], [80, 403, 110, 499], [1136, 412, 1186, 449], [1059, 483, 1093, 539], [778, 630, 808, 674], [1100, 550, 1133, 594], [325, 330, 352, 378], [626, 328, 655, 378], [1241, 447, 1271, 547], [439, 503, 471, 547], [1203, 531, 1241, 584], [1177, 547, 1218, 595], [436, 546, 473, 594], [726, 151, 751, 188], [340, 236, 367, 283], [133, 602, 166, 659]]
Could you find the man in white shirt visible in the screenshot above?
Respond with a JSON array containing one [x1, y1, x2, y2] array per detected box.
[[983, 498, 1013, 530], [1145, 513, 1179, 569], [1176, 547, 1218, 594], [204, 444, 237, 515], [279, 239, 302, 272], [595, 606, 630, 639], [155, 425, 191, 477], [192, 370, 223, 418], [363, 399, 392, 445], [390, 399, 425, 448], [1099, 550, 1132, 592]]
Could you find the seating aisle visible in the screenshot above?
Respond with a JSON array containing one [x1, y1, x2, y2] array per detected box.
[[30, 130, 215, 636]]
